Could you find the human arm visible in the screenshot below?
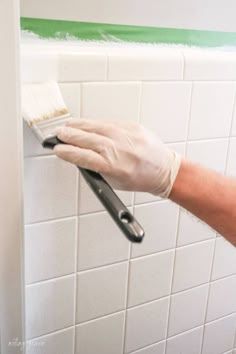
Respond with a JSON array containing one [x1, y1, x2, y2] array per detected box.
[[169, 159, 236, 246], [54, 119, 236, 246]]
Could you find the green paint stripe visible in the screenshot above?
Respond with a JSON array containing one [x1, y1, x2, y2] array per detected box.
[[21, 17, 236, 47]]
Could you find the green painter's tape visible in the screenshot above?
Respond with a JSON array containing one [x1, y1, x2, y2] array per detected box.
[[21, 17, 236, 47]]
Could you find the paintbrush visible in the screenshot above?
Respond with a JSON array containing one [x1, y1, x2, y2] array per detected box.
[[22, 81, 144, 243]]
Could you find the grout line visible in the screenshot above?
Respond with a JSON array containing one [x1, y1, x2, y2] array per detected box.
[[25, 214, 78, 227], [127, 339, 166, 354], [199, 242, 217, 354], [75, 309, 125, 327], [25, 254, 236, 287], [122, 82, 143, 354], [24, 135, 234, 161], [200, 84, 236, 354], [27, 311, 236, 346], [163, 78, 192, 350], [164, 207, 181, 351], [73, 171, 80, 354], [27, 325, 75, 342]]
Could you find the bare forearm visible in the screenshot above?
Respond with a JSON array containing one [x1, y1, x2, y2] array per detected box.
[[169, 160, 236, 246]]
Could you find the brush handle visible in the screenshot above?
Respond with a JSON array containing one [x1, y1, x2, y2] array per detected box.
[[43, 136, 144, 243]]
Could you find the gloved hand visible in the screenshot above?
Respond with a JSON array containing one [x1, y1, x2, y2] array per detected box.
[[54, 119, 182, 198]]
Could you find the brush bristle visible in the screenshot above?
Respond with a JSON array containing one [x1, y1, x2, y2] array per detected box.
[[22, 81, 69, 126]]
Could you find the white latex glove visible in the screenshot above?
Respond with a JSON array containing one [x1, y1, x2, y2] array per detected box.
[[54, 119, 182, 198]]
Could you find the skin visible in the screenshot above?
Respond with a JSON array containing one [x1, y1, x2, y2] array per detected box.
[[170, 160, 236, 246]]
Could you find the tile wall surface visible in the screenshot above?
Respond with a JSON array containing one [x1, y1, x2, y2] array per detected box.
[[22, 43, 236, 354]]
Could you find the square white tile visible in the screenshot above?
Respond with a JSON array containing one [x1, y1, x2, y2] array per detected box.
[[212, 237, 236, 280], [25, 218, 76, 284], [23, 121, 52, 158], [172, 240, 215, 293], [186, 139, 229, 174], [75, 312, 125, 354], [168, 284, 208, 337], [183, 49, 236, 80], [166, 326, 203, 354], [78, 211, 130, 270], [132, 201, 179, 258], [79, 174, 133, 214], [21, 52, 59, 83], [178, 210, 216, 246], [24, 156, 78, 224], [188, 82, 235, 140], [128, 250, 174, 307], [59, 53, 107, 82], [76, 262, 128, 323], [140, 82, 191, 143], [125, 297, 169, 353], [25, 275, 75, 339], [202, 314, 236, 354], [130, 341, 165, 354], [26, 327, 74, 354], [81, 82, 141, 121], [108, 48, 183, 81], [59, 83, 81, 117], [206, 275, 236, 322], [227, 138, 236, 177]]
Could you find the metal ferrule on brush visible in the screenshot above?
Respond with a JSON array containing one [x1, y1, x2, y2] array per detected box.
[[31, 113, 72, 144]]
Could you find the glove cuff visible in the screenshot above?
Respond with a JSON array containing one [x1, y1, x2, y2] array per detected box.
[[161, 152, 182, 198]]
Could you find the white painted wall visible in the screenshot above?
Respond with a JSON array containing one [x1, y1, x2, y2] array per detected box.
[[0, 0, 24, 353], [20, 0, 236, 32]]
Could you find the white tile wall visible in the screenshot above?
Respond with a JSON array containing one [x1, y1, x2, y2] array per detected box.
[[140, 82, 192, 143], [24, 156, 78, 224], [166, 326, 203, 354], [168, 285, 208, 337], [212, 237, 236, 280], [26, 327, 74, 354], [25, 275, 75, 339], [132, 201, 179, 258], [125, 297, 169, 353], [202, 314, 236, 354], [186, 139, 229, 174], [108, 48, 183, 81], [188, 82, 235, 140], [81, 82, 141, 121], [78, 211, 130, 270], [183, 49, 236, 81], [76, 262, 128, 323], [25, 218, 76, 284], [172, 240, 215, 292], [75, 312, 125, 354], [178, 210, 216, 246], [22, 44, 236, 353], [128, 250, 174, 306], [227, 138, 236, 176], [232, 109, 236, 136], [206, 275, 236, 322], [130, 341, 165, 354], [59, 53, 107, 82]]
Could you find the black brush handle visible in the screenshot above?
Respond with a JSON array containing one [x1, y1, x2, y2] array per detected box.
[[43, 136, 144, 243]]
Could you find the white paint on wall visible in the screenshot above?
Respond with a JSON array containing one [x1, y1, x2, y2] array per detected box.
[[20, 0, 236, 32], [0, 0, 24, 353]]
